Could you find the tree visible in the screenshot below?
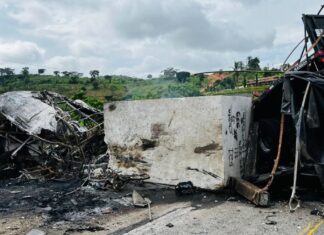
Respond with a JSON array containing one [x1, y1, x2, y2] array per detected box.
[[247, 56, 260, 70], [161, 67, 177, 79], [3, 67, 15, 80], [4, 67, 14, 76], [176, 71, 190, 83], [197, 73, 205, 83], [247, 56, 252, 67], [234, 61, 244, 71], [69, 75, 78, 84], [243, 73, 248, 87], [69, 72, 82, 84], [92, 79, 99, 89], [233, 61, 244, 85], [89, 70, 99, 81], [21, 67, 29, 81], [2, 68, 15, 83], [255, 74, 259, 86], [218, 77, 235, 90], [0, 68, 5, 77], [62, 71, 71, 77], [38, 68, 45, 75], [147, 74, 153, 79], [0, 68, 14, 83], [0, 68, 4, 84], [54, 71, 60, 77], [104, 75, 112, 83]]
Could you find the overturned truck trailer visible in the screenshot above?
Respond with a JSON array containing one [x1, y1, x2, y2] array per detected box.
[[104, 96, 252, 190]]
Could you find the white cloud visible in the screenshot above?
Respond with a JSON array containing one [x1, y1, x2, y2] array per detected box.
[[107, 0, 275, 52], [8, 1, 53, 26], [0, 40, 45, 63], [232, 0, 264, 6]]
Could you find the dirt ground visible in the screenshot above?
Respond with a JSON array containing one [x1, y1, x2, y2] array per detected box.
[[0, 179, 324, 235]]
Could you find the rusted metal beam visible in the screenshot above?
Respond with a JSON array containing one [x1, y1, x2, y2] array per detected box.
[[231, 177, 270, 207]]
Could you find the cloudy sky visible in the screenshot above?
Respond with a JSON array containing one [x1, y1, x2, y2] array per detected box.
[[0, 0, 322, 77]]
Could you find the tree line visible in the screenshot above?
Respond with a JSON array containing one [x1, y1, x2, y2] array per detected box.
[[0, 56, 279, 88], [0, 67, 114, 89]]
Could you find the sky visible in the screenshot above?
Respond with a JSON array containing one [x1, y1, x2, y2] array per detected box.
[[0, 0, 323, 78]]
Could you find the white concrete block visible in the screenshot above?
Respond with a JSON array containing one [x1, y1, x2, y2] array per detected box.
[[104, 96, 251, 190]]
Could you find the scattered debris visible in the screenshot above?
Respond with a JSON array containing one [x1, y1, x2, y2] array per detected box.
[[175, 181, 195, 196], [166, 223, 174, 228], [132, 190, 152, 220], [132, 190, 149, 207], [64, 225, 105, 234], [147, 197, 152, 221], [265, 215, 277, 225], [311, 208, 324, 217], [226, 196, 237, 202], [101, 207, 113, 214], [70, 198, 78, 206]]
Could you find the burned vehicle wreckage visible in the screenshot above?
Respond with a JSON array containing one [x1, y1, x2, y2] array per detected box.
[[0, 91, 107, 180], [242, 11, 324, 209]]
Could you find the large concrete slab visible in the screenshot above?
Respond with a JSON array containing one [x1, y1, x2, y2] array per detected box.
[[104, 96, 251, 190]]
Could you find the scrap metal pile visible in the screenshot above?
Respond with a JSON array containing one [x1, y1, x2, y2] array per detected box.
[[0, 91, 107, 180]]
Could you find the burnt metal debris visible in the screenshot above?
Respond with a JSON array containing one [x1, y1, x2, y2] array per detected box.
[[0, 90, 107, 180]]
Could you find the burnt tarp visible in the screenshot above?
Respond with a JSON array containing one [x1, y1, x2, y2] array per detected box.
[[251, 80, 293, 176], [0, 91, 107, 180], [282, 72, 324, 166], [252, 71, 324, 186]]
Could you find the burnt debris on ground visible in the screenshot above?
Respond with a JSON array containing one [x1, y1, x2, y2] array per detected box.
[[0, 179, 226, 231]]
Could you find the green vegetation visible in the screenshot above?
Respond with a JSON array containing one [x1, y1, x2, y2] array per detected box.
[[0, 57, 282, 109]]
